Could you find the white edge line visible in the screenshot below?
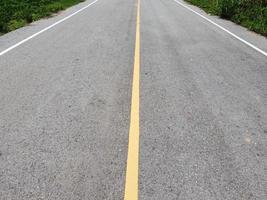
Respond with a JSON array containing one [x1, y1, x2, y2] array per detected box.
[[173, 0, 267, 57], [0, 0, 99, 56]]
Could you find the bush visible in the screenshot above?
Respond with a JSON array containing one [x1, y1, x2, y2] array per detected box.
[[218, 0, 239, 18], [185, 0, 267, 36], [0, 0, 84, 33], [7, 19, 27, 32]]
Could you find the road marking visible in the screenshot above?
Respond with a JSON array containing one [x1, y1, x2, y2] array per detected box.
[[173, 0, 267, 57], [0, 0, 99, 57], [124, 0, 140, 199]]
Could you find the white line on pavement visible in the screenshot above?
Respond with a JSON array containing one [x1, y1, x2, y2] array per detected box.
[[173, 0, 267, 57], [0, 0, 99, 56]]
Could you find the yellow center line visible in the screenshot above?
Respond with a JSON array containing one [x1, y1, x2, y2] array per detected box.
[[124, 0, 140, 199]]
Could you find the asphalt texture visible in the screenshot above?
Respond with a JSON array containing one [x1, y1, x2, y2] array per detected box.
[[0, 0, 135, 199], [0, 0, 267, 199]]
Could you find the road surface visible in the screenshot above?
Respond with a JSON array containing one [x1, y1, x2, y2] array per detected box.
[[0, 0, 266, 199]]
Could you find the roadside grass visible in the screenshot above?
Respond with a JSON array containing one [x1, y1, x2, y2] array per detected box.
[[0, 0, 85, 34], [185, 0, 267, 36]]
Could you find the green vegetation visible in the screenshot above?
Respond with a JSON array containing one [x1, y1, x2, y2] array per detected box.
[[0, 0, 85, 33], [185, 0, 267, 36]]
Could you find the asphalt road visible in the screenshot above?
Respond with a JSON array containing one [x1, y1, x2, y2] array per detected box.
[[0, 0, 267, 199]]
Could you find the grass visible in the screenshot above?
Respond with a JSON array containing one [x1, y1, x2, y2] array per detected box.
[[184, 0, 267, 36], [0, 0, 85, 33]]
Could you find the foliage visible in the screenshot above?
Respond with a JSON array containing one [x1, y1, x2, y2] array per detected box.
[[0, 0, 85, 33], [185, 0, 267, 36]]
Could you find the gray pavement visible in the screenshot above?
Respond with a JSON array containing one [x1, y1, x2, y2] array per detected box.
[[140, 0, 267, 199], [0, 0, 135, 199], [0, 0, 267, 199]]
